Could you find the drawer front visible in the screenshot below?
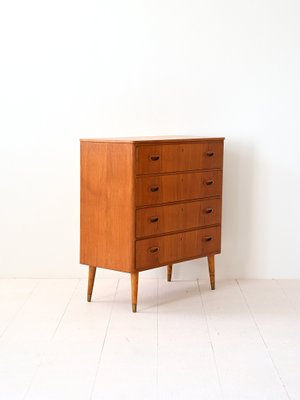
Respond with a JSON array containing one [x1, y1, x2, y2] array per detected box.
[[136, 170, 222, 206], [136, 198, 221, 238], [136, 141, 223, 175], [136, 226, 221, 270]]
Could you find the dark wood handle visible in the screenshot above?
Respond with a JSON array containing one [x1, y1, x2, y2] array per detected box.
[[203, 236, 213, 242], [149, 246, 159, 254], [149, 155, 160, 161], [205, 180, 214, 186], [204, 207, 213, 214], [150, 185, 160, 192], [206, 151, 215, 157], [149, 216, 159, 223]]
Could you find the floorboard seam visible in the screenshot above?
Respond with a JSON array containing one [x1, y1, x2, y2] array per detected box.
[[236, 279, 291, 400], [197, 279, 224, 400], [22, 278, 81, 400], [0, 279, 40, 339], [89, 278, 120, 400], [156, 278, 159, 398], [275, 279, 300, 315], [50, 279, 81, 340]]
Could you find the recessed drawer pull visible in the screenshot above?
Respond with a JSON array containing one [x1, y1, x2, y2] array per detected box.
[[149, 246, 159, 254], [203, 236, 213, 242], [205, 180, 214, 186], [150, 185, 160, 192], [204, 207, 213, 214], [149, 216, 159, 223], [206, 151, 215, 157], [149, 155, 160, 161]]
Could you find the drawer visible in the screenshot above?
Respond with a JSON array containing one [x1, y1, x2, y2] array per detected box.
[[136, 141, 223, 175], [136, 226, 221, 270], [136, 170, 222, 206], [136, 198, 222, 238]]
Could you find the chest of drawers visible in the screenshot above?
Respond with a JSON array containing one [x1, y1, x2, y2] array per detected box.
[[80, 136, 225, 312]]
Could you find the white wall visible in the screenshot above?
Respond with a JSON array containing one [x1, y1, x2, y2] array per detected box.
[[1, 0, 300, 279]]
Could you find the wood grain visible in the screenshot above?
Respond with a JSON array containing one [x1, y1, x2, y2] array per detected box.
[[167, 264, 173, 282], [136, 170, 223, 206], [136, 226, 221, 270], [80, 136, 225, 144], [80, 142, 135, 272], [80, 137, 224, 311], [131, 272, 139, 313], [207, 255, 215, 290], [87, 266, 96, 302], [136, 198, 221, 238], [136, 141, 223, 174]]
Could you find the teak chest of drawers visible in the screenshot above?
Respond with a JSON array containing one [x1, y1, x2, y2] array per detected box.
[[80, 136, 225, 312]]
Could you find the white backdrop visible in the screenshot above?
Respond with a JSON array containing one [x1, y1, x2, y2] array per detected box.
[[0, 0, 300, 278]]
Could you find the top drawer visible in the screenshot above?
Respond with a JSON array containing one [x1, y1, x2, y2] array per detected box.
[[136, 141, 223, 175]]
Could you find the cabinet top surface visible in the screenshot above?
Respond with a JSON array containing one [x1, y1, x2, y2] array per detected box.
[[80, 135, 225, 144]]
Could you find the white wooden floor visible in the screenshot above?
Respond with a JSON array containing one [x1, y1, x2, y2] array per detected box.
[[0, 278, 299, 400]]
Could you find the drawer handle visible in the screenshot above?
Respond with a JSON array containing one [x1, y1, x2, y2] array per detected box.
[[150, 185, 160, 192], [149, 216, 159, 223], [206, 151, 215, 157], [204, 207, 213, 214], [149, 246, 159, 254], [205, 180, 214, 186], [203, 236, 213, 242], [149, 155, 160, 161]]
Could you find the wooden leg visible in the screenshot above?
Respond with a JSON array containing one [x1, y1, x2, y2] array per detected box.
[[167, 264, 173, 282], [87, 266, 97, 302], [207, 255, 215, 290], [131, 271, 139, 313]]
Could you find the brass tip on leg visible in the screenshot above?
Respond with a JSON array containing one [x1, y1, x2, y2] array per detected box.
[[132, 304, 137, 313], [211, 284, 215, 290], [87, 294, 92, 302], [167, 276, 171, 282]]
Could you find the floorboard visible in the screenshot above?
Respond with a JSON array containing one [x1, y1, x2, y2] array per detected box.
[[91, 278, 158, 400], [199, 279, 289, 400], [0, 278, 299, 400], [238, 279, 300, 400], [157, 279, 222, 400], [0, 279, 79, 400], [24, 278, 118, 400]]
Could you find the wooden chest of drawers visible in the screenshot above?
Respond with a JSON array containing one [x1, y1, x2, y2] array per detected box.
[[80, 136, 225, 312]]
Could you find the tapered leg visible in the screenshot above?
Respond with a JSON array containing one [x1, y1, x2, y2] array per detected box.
[[131, 271, 139, 313], [167, 264, 173, 282], [207, 255, 215, 290], [87, 266, 97, 302]]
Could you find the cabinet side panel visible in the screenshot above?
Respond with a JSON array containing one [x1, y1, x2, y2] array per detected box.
[[80, 142, 134, 272]]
